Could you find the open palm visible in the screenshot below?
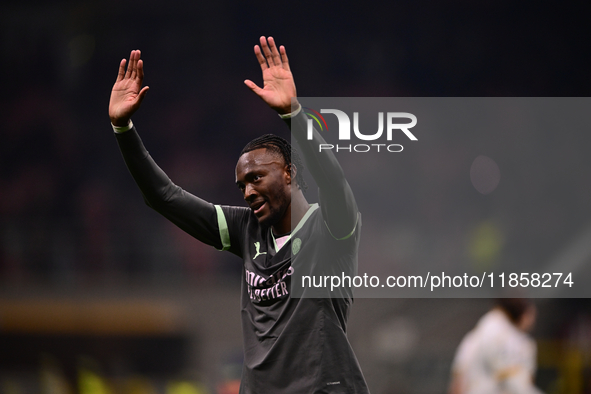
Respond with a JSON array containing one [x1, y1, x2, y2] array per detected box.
[[244, 37, 298, 114], [109, 50, 149, 126]]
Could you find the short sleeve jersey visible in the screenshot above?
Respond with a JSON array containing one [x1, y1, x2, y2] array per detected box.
[[451, 309, 540, 394]]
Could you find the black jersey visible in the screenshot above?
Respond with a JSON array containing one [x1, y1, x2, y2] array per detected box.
[[115, 125, 369, 393], [218, 202, 367, 393]]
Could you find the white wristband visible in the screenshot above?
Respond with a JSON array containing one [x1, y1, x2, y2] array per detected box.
[[278, 104, 302, 119], [112, 119, 133, 133]]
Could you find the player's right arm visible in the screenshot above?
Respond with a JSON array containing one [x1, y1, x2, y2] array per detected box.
[[109, 50, 234, 252]]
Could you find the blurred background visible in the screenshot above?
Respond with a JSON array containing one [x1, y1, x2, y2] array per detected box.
[[1, 0, 591, 393]]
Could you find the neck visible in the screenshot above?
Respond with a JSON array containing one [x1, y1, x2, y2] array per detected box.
[[272, 190, 309, 236]]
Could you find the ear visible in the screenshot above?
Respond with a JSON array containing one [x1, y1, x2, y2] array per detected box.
[[286, 163, 297, 186], [284, 163, 298, 184]]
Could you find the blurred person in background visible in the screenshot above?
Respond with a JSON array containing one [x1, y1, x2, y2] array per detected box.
[[449, 298, 542, 394], [108, 37, 368, 393]]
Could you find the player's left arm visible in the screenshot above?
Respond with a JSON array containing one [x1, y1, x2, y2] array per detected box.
[[245, 36, 358, 239], [499, 369, 543, 394], [495, 339, 543, 394]]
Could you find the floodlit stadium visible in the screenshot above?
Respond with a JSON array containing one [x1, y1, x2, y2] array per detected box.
[[2, 1, 591, 393]]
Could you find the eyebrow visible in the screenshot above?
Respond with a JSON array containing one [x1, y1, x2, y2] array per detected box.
[[236, 168, 260, 186]]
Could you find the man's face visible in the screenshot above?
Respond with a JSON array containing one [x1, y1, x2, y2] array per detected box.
[[518, 305, 537, 332], [235, 148, 292, 229]]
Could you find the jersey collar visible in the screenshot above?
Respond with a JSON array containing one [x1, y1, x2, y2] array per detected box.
[[271, 203, 319, 251]]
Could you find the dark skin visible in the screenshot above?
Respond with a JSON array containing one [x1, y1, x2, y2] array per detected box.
[[236, 148, 309, 236], [110, 37, 312, 235]]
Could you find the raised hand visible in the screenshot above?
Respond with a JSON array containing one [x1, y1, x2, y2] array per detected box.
[[244, 36, 298, 115], [109, 50, 149, 126]]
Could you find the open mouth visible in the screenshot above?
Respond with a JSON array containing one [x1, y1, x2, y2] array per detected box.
[[251, 201, 266, 215]]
